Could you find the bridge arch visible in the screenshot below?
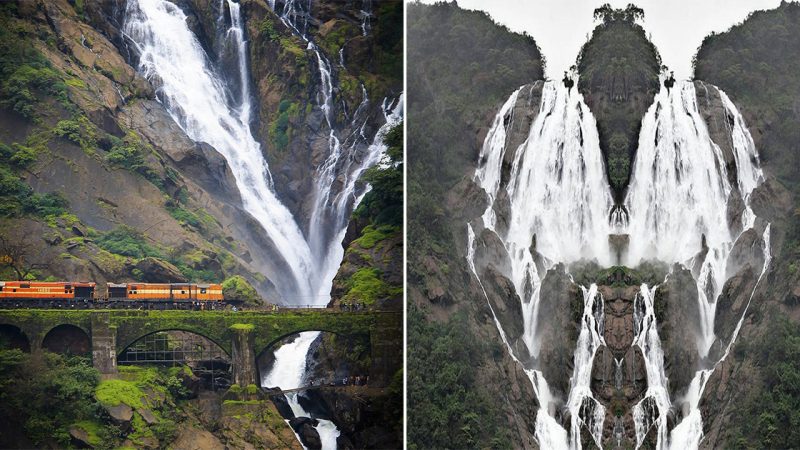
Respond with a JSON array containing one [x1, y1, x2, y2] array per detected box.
[[257, 329, 371, 389], [117, 328, 231, 359], [257, 328, 369, 359], [118, 329, 232, 390], [42, 324, 90, 355], [0, 324, 30, 352]]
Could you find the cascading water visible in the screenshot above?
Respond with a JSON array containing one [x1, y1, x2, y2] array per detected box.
[[270, 0, 403, 302], [623, 80, 763, 357], [468, 80, 614, 449], [474, 81, 613, 358], [122, 0, 314, 300], [469, 75, 771, 449], [565, 285, 607, 448], [631, 284, 670, 449], [125, 2, 398, 446], [262, 332, 341, 450], [622, 79, 770, 449]]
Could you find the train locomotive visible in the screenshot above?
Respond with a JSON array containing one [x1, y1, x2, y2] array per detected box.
[[0, 281, 226, 309]]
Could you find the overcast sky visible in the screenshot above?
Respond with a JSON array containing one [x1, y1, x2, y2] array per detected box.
[[413, 0, 782, 79]]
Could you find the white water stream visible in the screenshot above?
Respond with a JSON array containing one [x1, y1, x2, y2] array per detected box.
[[271, 0, 403, 302], [469, 77, 770, 448], [262, 332, 340, 450], [469, 80, 613, 449], [124, 3, 400, 448], [623, 80, 763, 358], [123, 0, 315, 300]]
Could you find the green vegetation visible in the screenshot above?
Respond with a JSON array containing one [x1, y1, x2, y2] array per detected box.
[[105, 132, 163, 190], [229, 323, 255, 331], [53, 116, 97, 155], [95, 225, 162, 259], [577, 3, 661, 194], [730, 314, 800, 448], [352, 224, 399, 249], [408, 306, 511, 449], [0, 350, 100, 448], [222, 275, 263, 306], [95, 378, 145, 409], [0, 5, 71, 120], [258, 18, 278, 40], [355, 124, 403, 226], [269, 99, 300, 151], [373, 1, 403, 84], [342, 267, 401, 305]]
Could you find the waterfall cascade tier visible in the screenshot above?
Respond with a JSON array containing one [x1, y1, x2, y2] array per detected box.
[[124, 0, 402, 306], [468, 78, 770, 449], [262, 332, 341, 450], [123, 0, 314, 300]]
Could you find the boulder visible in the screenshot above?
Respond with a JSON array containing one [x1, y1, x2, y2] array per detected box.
[[289, 417, 322, 450], [68, 425, 93, 448], [105, 403, 133, 426], [134, 257, 188, 283], [137, 408, 158, 425], [169, 426, 225, 450]]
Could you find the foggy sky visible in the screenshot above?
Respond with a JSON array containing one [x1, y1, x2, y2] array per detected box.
[[413, 0, 782, 79]]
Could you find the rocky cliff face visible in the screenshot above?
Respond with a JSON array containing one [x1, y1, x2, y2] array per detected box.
[[577, 11, 661, 199], [241, 0, 402, 228], [407, 4, 545, 447], [0, 0, 291, 296], [687, 5, 800, 446], [0, 0, 401, 303]]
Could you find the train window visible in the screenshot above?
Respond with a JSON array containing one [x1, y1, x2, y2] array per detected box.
[[20, 284, 29, 289], [12, 289, 16, 292], [181, 290, 186, 294], [200, 288, 207, 294]]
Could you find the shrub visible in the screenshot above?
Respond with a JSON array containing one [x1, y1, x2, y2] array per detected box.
[[221, 275, 262, 306], [95, 225, 161, 259]]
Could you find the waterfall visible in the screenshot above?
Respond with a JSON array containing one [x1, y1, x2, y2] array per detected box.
[[668, 225, 771, 449], [360, 0, 373, 36], [469, 81, 614, 449], [623, 80, 763, 357], [631, 284, 670, 449], [565, 285, 607, 449], [623, 80, 769, 449], [262, 332, 341, 450], [122, 0, 314, 300], [270, 0, 403, 303], [474, 81, 613, 358]]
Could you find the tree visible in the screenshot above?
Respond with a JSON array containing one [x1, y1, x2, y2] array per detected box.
[[593, 3, 645, 24], [0, 226, 49, 280]]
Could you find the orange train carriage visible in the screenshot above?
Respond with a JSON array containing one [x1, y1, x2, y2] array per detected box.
[[118, 283, 224, 301], [0, 281, 223, 302], [0, 281, 96, 299]]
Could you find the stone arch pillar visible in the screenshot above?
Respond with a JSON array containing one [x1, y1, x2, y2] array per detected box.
[[91, 312, 117, 376], [230, 325, 257, 386]]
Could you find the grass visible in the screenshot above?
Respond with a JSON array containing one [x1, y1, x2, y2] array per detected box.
[[94, 378, 145, 409], [352, 224, 399, 250]]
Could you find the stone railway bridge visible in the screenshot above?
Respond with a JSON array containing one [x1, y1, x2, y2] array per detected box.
[[0, 309, 401, 386]]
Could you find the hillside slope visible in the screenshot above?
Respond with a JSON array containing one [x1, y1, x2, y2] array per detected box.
[[407, 3, 545, 448], [691, 3, 800, 448]]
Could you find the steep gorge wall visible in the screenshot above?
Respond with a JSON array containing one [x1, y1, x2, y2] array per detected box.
[[407, 3, 546, 448], [688, 4, 800, 447], [0, 0, 288, 296]]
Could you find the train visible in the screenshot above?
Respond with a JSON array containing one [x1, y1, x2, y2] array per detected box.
[[0, 281, 226, 308]]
